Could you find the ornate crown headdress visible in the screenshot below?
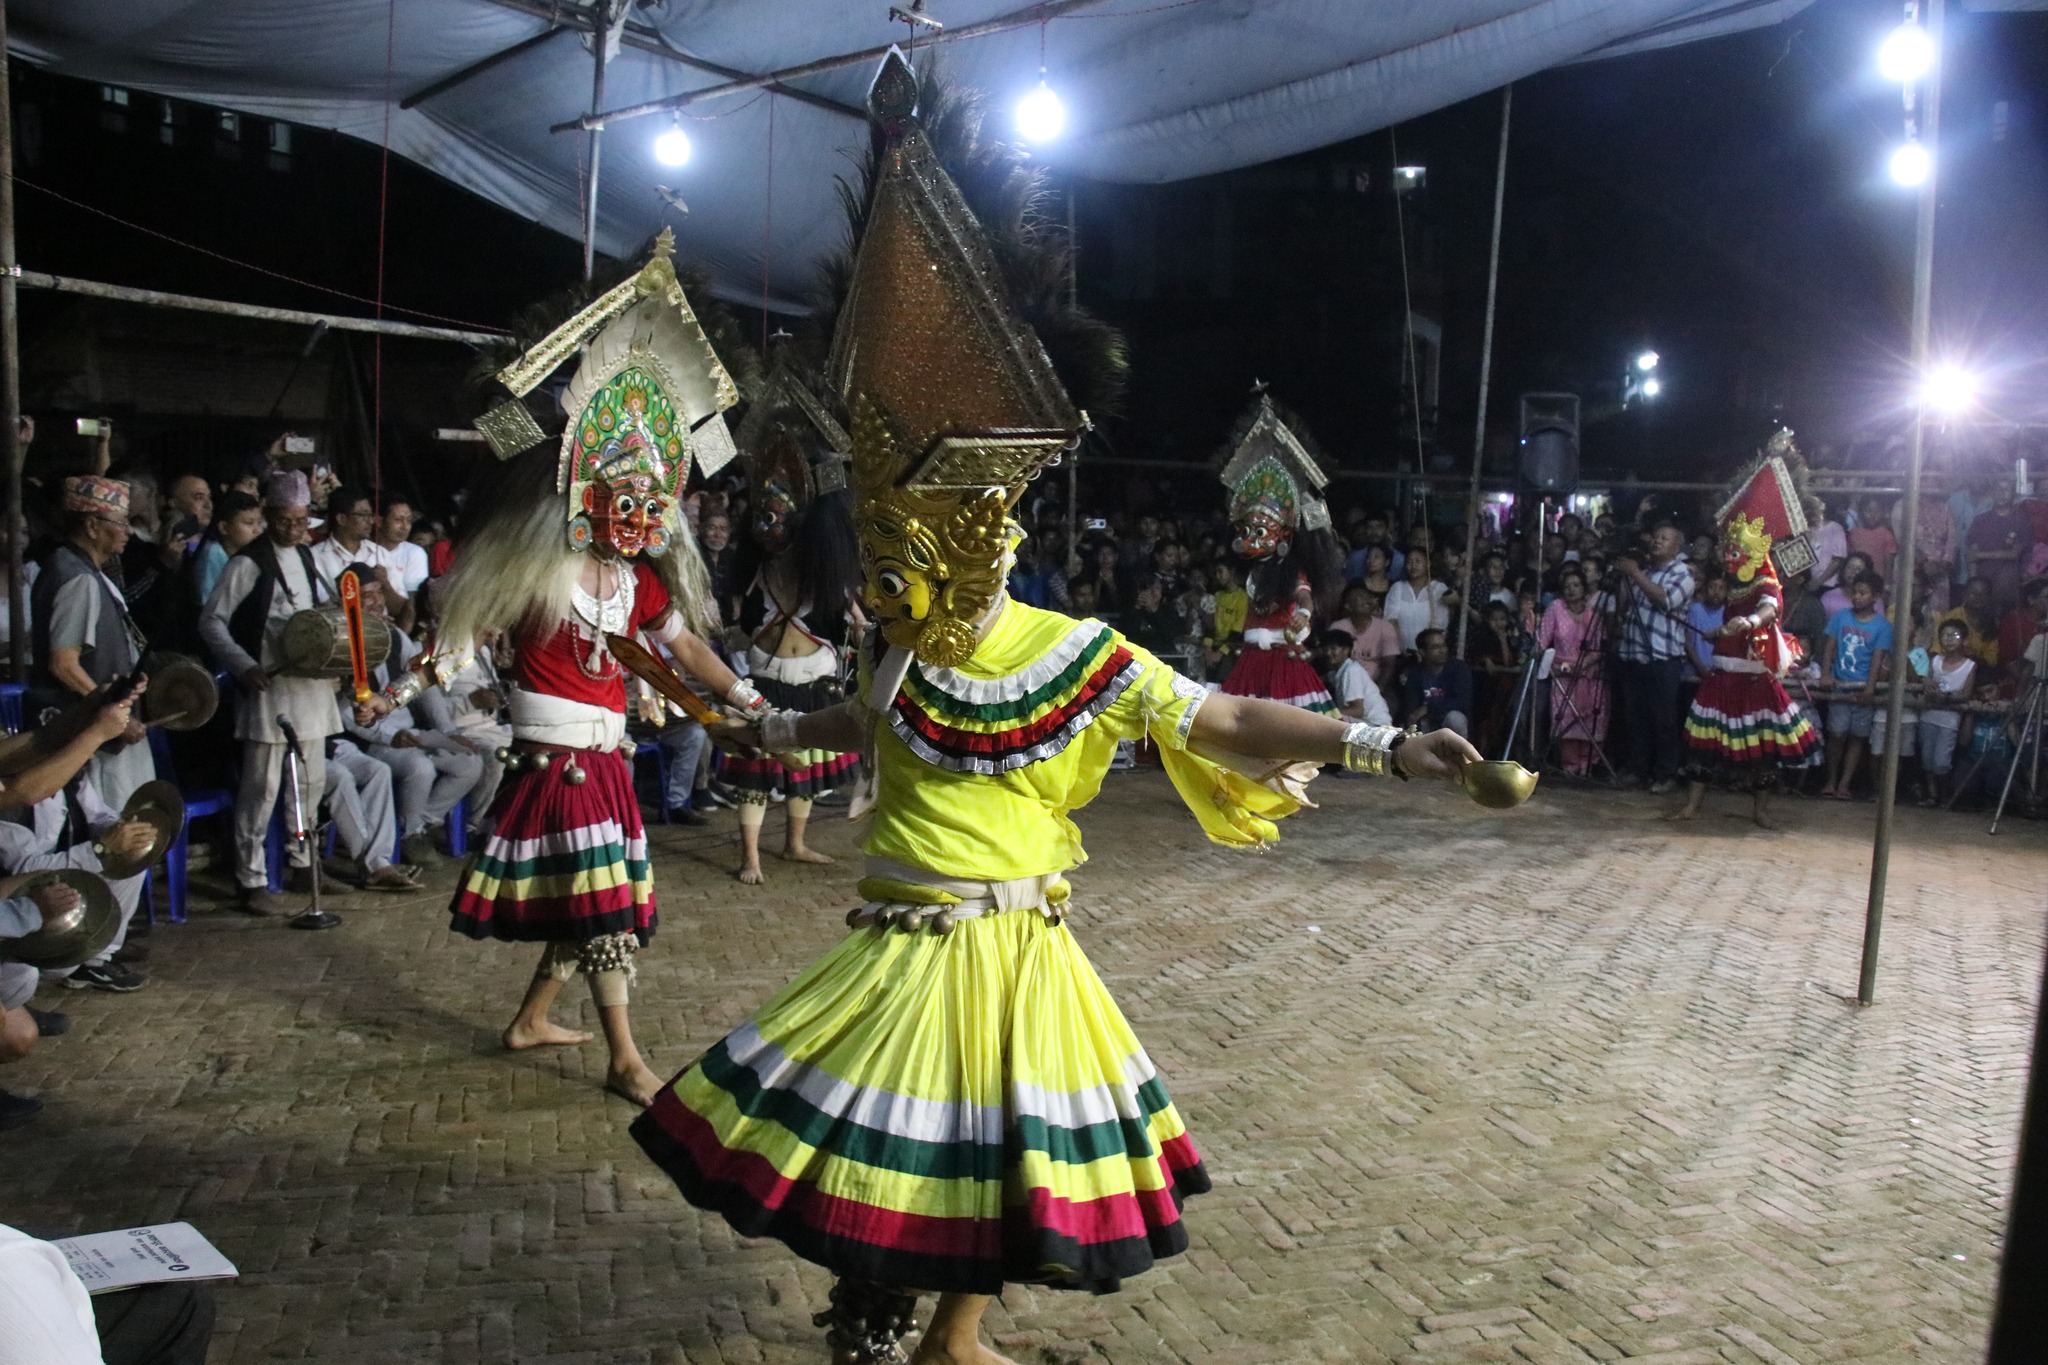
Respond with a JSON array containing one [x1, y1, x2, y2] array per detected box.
[[472, 230, 741, 550], [1716, 428, 1817, 582], [829, 48, 1083, 667], [1218, 391, 1331, 535]]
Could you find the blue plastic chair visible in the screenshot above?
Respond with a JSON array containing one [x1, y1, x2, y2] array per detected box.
[[149, 727, 230, 924], [0, 682, 24, 735]]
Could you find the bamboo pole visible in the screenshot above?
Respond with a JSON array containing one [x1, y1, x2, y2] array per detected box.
[[1860, 0, 1944, 1007], [0, 19, 23, 685], [15, 271, 502, 345], [1457, 85, 1512, 659]]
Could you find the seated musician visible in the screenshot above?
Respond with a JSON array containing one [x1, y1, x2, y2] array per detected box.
[[0, 769, 159, 994]]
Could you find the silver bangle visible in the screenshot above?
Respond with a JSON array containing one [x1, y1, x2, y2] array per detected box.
[[726, 678, 767, 713], [760, 709, 802, 751], [383, 672, 424, 707], [1341, 722, 1402, 777]]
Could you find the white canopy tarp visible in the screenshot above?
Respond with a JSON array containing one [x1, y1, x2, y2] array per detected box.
[[11, 0, 1826, 310]]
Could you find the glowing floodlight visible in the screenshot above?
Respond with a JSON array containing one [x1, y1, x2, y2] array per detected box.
[[1889, 141, 1931, 186], [653, 122, 692, 168], [1015, 81, 1065, 143], [1636, 350, 1660, 373], [1641, 377, 1663, 398], [1878, 23, 1935, 83], [1920, 363, 1978, 414]]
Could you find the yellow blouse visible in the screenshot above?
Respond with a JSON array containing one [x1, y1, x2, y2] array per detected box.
[[859, 600, 1301, 881]]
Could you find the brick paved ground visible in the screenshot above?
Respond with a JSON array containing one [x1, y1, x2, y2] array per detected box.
[[4, 776, 2043, 1364]]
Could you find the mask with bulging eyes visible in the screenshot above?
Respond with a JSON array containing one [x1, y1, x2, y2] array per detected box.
[[577, 472, 667, 559], [1232, 503, 1291, 561], [753, 479, 799, 556]]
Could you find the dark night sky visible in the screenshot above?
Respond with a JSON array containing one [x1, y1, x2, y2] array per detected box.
[[10, 0, 2046, 495]]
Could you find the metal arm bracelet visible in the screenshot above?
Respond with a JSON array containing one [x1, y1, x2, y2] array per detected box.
[[1341, 722, 1409, 779], [726, 678, 769, 714], [760, 708, 803, 752]]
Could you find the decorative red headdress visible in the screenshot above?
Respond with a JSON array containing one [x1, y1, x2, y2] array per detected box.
[[1715, 431, 1815, 585]]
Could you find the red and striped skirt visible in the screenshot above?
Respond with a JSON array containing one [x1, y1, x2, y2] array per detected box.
[[724, 672, 859, 799], [1682, 671, 1821, 787], [1221, 646, 1336, 713], [449, 747, 654, 944]]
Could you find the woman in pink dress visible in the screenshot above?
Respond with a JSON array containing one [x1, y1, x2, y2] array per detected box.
[[1537, 566, 1609, 774]]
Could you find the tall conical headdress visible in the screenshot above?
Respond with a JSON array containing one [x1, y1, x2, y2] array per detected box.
[[1218, 391, 1332, 538], [1717, 428, 1817, 582], [475, 230, 741, 554], [830, 48, 1084, 667]]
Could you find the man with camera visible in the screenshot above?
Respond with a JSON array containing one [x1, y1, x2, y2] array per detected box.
[[1613, 523, 1697, 793]]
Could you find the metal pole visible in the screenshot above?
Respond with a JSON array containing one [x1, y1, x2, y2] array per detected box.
[[1064, 180, 1079, 579], [16, 271, 501, 345], [0, 17, 23, 686], [1457, 84, 1512, 660], [581, 0, 619, 283], [1859, 0, 1943, 1008]]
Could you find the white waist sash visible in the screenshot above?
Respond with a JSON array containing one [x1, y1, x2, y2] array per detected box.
[[1710, 655, 1770, 674], [508, 688, 626, 751], [1243, 627, 1292, 649], [747, 644, 839, 685], [861, 855, 1064, 920]]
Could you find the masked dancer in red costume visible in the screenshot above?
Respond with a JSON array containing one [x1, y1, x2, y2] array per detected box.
[[1214, 392, 1344, 712], [1671, 431, 1823, 828], [368, 235, 770, 1105]]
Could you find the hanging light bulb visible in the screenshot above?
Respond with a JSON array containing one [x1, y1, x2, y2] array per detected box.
[[1015, 78, 1065, 143], [1889, 140, 1931, 186], [1878, 22, 1935, 84], [653, 117, 692, 168]]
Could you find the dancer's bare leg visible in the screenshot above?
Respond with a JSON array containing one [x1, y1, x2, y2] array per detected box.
[[737, 799, 767, 885], [592, 971, 660, 1106], [503, 951, 593, 1049], [781, 796, 834, 865], [1665, 780, 1707, 821], [1752, 787, 1777, 830], [909, 1294, 1019, 1365]]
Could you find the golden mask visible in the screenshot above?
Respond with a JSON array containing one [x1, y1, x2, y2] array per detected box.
[[829, 51, 1081, 668], [1723, 511, 1773, 583]]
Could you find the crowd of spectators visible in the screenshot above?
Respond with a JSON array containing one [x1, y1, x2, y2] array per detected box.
[[996, 470, 2048, 809]]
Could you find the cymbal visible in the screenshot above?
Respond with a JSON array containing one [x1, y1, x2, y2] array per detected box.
[[97, 779, 186, 881], [0, 869, 120, 971], [143, 655, 218, 731]]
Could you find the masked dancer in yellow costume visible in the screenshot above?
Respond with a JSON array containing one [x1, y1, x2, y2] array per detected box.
[[630, 53, 1482, 1365]]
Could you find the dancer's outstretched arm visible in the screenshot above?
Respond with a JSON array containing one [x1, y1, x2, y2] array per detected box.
[[1189, 692, 1480, 780]]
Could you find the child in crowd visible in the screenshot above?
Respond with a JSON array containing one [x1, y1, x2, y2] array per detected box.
[[1918, 618, 1976, 806], [1819, 571, 1893, 800], [1337, 583, 1403, 686], [1315, 627, 1391, 727]]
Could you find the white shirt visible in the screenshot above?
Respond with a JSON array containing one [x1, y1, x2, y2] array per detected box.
[[1384, 579, 1450, 651], [1924, 655, 1976, 731], [383, 540, 430, 597], [1326, 657, 1391, 726], [0, 1223, 103, 1365], [311, 535, 407, 601]]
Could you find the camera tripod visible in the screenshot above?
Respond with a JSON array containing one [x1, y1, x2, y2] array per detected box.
[[1987, 670, 2047, 835]]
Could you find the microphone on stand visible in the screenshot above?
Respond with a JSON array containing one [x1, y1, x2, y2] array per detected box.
[[274, 713, 339, 933], [276, 715, 300, 757]]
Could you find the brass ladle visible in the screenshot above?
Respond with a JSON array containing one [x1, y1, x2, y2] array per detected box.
[[1460, 759, 1540, 810]]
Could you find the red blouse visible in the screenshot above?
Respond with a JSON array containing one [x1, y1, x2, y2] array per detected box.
[[511, 561, 672, 712]]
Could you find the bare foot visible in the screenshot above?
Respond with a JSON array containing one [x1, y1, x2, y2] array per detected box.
[[736, 862, 765, 886], [1752, 811, 1779, 830], [1663, 807, 1698, 822], [909, 1341, 1021, 1365], [604, 1063, 663, 1108], [781, 846, 835, 865], [503, 1020, 594, 1050]]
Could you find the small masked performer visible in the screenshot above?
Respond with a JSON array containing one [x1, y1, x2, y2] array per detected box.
[[628, 56, 1480, 1365], [1215, 395, 1344, 713], [725, 388, 863, 884], [368, 234, 761, 1108], [1672, 432, 1824, 828]]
